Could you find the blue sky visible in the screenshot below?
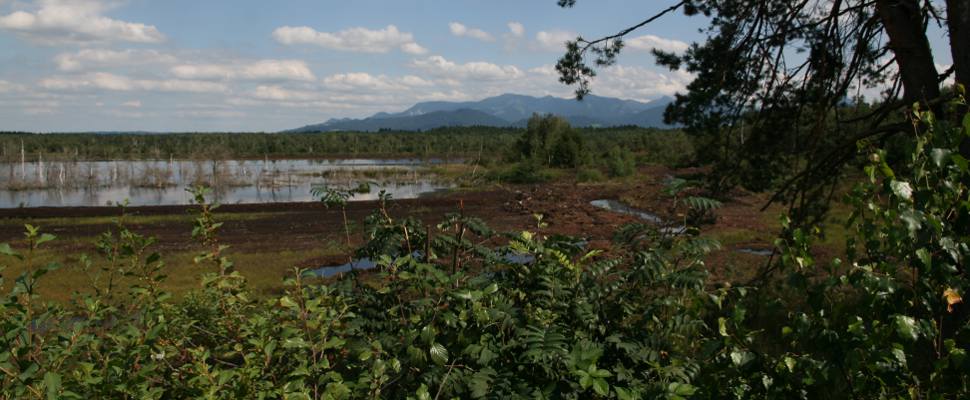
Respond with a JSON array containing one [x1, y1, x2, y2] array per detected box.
[[0, 0, 954, 132]]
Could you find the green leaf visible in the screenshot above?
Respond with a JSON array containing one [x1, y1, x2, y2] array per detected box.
[[0, 243, 20, 259], [915, 248, 931, 268], [591, 378, 610, 396], [899, 210, 923, 236], [469, 367, 494, 398], [783, 356, 796, 372], [894, 315, 919, 341], [930, 148, 951, 167], [953, 155, 969, 173], [482, 283, 499, 295], [279, 296, 298, 309], [890, 180, 912, 201], [415, 384, 431, 400], [588, 364, 611, 378], [879, 161, 895, 179], [667, 382, 697, 399], [963, 112, 970, 137], [429, 342, 448, 365], [730, 350, 754, 367], [615, 387, 636, 400], [684, 196, 722, 211], [892, 347, 907, 367], [718, 317, 728, 337], [43, 371, 61, 400]]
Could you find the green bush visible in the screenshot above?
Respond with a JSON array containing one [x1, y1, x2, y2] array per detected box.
[[490, 160, 554, 184], [605, 145, 636, 177], [576, 167, 606, 182], [516, 114, 585, 168]]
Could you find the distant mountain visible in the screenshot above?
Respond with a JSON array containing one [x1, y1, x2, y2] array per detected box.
[[285, 93, 674, 133], [290, 109, 510, 132]]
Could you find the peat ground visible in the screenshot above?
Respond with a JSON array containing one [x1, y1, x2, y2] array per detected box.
[[0, 166, 814, 301]]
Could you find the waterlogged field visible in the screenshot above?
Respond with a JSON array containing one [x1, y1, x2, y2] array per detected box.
[[0, 158, 454, 207]]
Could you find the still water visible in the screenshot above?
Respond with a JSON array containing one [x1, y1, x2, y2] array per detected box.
[[0, 158, 453, 208]]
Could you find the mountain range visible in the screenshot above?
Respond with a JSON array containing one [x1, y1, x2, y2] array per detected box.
[[285, 93, 674, 133]]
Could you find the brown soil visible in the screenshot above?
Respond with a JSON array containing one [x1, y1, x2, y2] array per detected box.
[[0, 167, 784, 281]]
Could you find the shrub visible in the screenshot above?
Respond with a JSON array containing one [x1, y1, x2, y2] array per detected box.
[[576, 167, 606, 182], [604, 145, 636, 177], [516, 114, 585, 168], [491, 160, 554, 184]]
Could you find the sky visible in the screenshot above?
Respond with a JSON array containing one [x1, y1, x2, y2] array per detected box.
[[0, 0, 954, 132]]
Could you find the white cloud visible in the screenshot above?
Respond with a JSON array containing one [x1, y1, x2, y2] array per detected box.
[[321, 72, 435, 92], [535, 30, 577, 51], [40, 72, 227, 93], [121, 100, 141, 108], [250, 85, 321, 101], [401, 75, 433, 87], [528, 65, 557, 77], [413, 90, 471, 102], [0, 0, 165, 44], [324, 73, 403, 91], [411, 55, 523, 81], [55, 49, 178, 71], [448, 22, 493, 42], [593, 65, 693, 100], [400, 42, 428, 55], [625, 34, 689, 53], [507, 22, 524, 37], [272, 24, 425, 54], [170, 60, 316, 82]]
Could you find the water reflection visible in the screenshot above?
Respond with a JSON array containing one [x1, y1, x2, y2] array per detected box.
[[590, 199, 686, 234], [737, 248, 773, 256], [0, 158, 453, 208]]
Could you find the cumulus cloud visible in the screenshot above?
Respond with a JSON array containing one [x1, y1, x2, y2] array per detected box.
[[250, 85, 321, 102], [625, 34, 689, 53], [323, 72, 433, 92], [55, 49, 178, 71], [593, 65, 694, 100], [170, 60, 316, 82], [400, 42, 429, 55], [535, 30, 577, 52], [272, 24, 426, 54], [507, 22, 524, 37], [0, 0, 165, 44], [40, 72, 227, 93], [401, 75, 434, 87], [411, 55, 523, 81], [324, 73, 403, 91], [521, 64, 691, 101], [448, 22, 493, 42]]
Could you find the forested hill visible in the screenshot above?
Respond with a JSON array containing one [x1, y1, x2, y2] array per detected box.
[[285, 93, 673, 132]]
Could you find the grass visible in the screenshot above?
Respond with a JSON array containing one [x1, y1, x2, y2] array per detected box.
[[0, 243, 347, 303], [708, 227, 775, 247], [1, 210, 301, 228]]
